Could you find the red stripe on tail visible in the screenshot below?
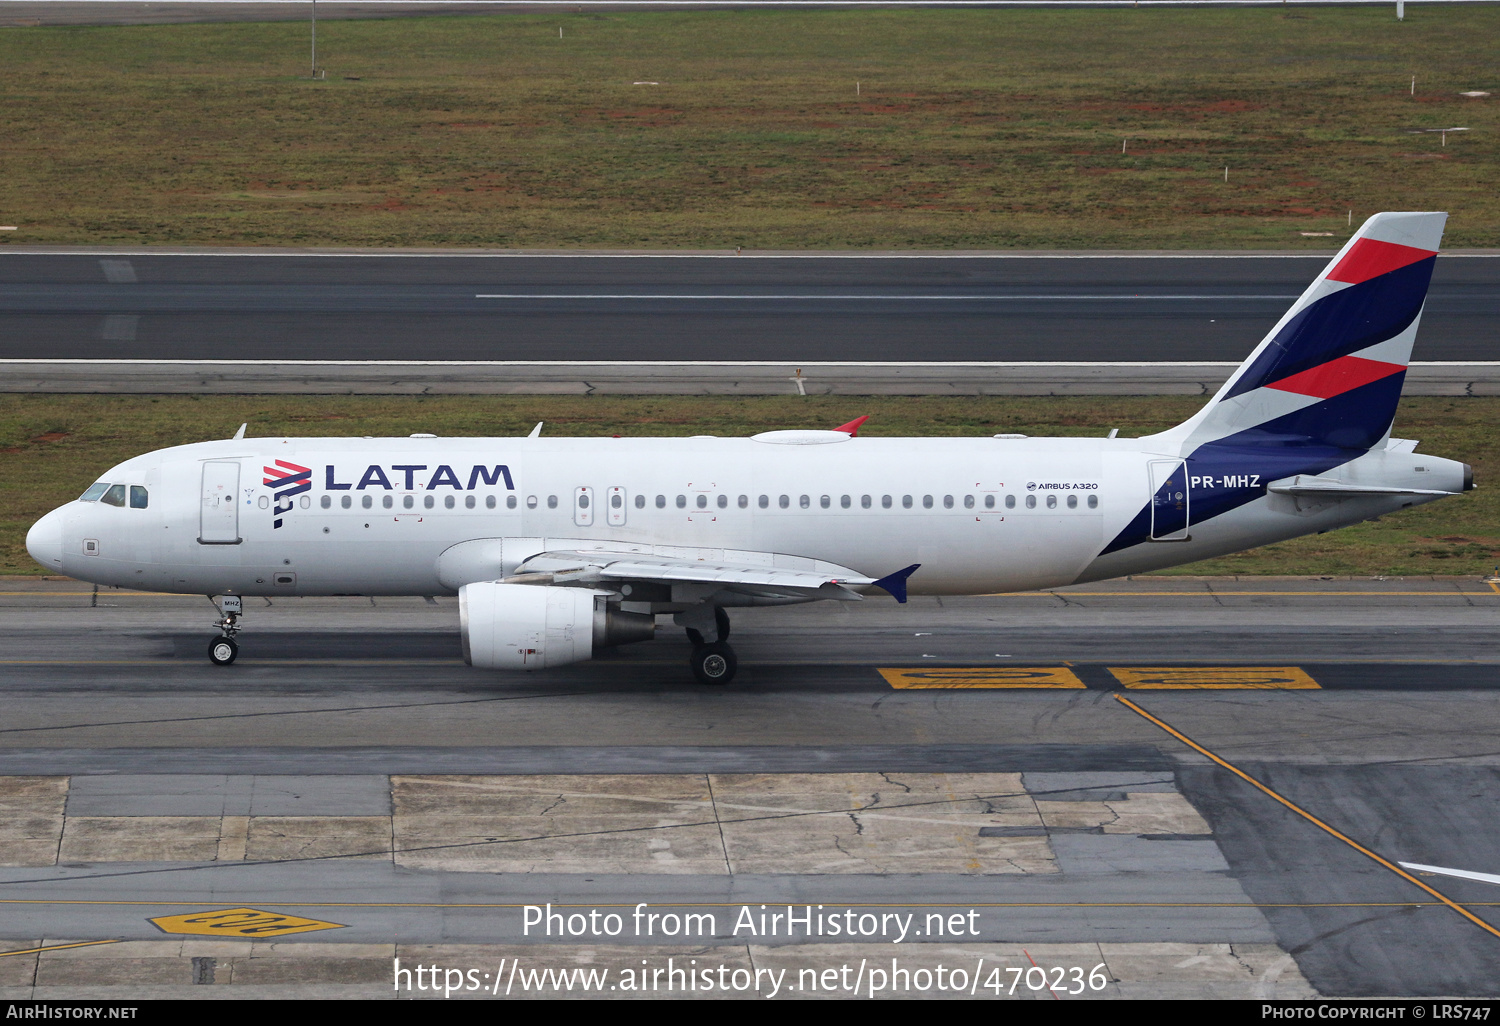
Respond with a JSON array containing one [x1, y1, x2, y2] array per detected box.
[[1326, 238, 1435, 285], [1264, 355, 1405, 399]]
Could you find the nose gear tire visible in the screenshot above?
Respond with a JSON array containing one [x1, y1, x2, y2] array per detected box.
[[690, 641, 737, 686], [209, 637, 238, 666]]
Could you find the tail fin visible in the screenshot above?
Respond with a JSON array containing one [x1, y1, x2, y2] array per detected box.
[[1172, 211, 1446, 452]]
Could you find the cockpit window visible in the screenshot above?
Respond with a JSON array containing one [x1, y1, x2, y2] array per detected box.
[[80, 482, 110, 502], [100, 484, 127, 507], [129, 485, 149, 509]]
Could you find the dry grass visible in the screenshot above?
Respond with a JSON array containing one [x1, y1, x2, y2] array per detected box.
[[1, 393, 1493, 577], [0, 8, 1497, 248]]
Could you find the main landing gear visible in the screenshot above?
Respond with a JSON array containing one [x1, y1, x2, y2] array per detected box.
[[684, 606, 737, 685], [208, 595, 243, 666]]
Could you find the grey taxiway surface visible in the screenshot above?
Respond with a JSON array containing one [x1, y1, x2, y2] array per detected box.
[[1, 577, 1498, 996]]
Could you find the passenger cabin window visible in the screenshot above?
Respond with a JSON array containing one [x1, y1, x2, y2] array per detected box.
[[1088, 494, 1099, 509], [656, 495, 667, 508], [504, 496, 514, 509], [383, 496, 394, 509], [738, 495, 749, 509], [1046, 495, 1057, 509], [425, 495, 436, 509], [1005, 495, 1016, 509], [80, 482, 109, 502], [465, 495, 475, 509], [444, 495, 455, 509], [922, 495, 933, 509], [362, 495, 373, 509], [101, 485, 127, 507], [527, 496, 538, 509], [861, 495, 871, 509], [547, 495, 558, 509], [800, 495, 810, 509], [820, 495, 830, 509], [759, 495, 769, 508], [612, 493, 623, 509], [1067, 494, 1078, 509], [403, 495, 415, 510], [882, 495, 892, 509], [321, 495, 332, 509], [779, 495, 790, 509], [635, 494, 645, 509], [342, 495, 353, 509], [902, 495, 912, 509], [129, 486, 149, 509], [943, 495, 954, 509], [259, 495, 270, 510], [840, 495, 851, 509], [677, 495, 687, 509], [718, 494, 728, 509], [1025, 495, 1036, 509], [696, 495, 707, 509], [983, 495, 994, 509]]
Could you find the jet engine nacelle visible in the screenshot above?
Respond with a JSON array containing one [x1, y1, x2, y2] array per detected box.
[[459, 582, 654, 670]]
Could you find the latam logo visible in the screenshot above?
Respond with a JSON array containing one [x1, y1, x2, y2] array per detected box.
[[264, 460, 312, 530], [325, 464, 515, 492]]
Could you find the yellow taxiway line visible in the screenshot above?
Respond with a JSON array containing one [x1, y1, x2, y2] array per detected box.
[[0, 939, 120, 958], [1115, 693, 1500, 941]]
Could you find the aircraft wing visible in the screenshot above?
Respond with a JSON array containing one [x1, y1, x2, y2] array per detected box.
[[509, 546, 918, 602]]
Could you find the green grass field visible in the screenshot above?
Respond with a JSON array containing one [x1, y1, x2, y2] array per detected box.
[[1, 8, 1498, 248], [2, 394, 1494, 577]]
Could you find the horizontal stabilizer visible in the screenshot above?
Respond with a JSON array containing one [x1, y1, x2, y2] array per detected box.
[[1267, 476, 1451, 498]]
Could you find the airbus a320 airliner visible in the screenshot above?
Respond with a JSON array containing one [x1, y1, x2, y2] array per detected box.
[[26, 213, 1473, 684]]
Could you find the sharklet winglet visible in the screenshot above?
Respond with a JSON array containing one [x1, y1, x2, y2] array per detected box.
[[872, 563, 920, 604]]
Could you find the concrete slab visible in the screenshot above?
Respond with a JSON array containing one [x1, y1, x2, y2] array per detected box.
[[65, 775, 393, 817], [1049, 835, 1230, 875], [393, 774, 729, 874], [57, 817, 222, 863], [246, 817, 393, 862], [0, 777, 66, 867], [1022, 771, 1177, 800], [1035, 792, 1211, 835], [712, 772, 1054, 875]]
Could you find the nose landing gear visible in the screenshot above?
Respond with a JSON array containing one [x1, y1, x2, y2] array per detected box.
[[208, 595, 242, 666]]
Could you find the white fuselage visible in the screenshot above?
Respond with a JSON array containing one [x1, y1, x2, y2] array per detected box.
[[30, 433, 1462, 599]]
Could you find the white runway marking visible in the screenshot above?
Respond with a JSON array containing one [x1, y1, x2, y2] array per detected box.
[[1398, 861, 1500, 887], [475, 293, 1299, 301]]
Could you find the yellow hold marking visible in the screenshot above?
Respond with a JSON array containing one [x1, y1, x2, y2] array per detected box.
[[1109, 666, 1320, 689], [149, 907, 346, 938], [879, 667, 1086, 689]]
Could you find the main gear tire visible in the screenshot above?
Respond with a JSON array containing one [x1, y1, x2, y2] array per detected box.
[[690, 641, 737, 686]]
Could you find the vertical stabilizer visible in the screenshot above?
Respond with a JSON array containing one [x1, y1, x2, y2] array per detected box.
[[1170, 211, 1445, 452]]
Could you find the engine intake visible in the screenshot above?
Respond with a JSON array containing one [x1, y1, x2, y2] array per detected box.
[[460, 582, 654, 669]]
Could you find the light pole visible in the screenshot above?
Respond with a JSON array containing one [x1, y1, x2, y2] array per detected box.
[[310, 0, 317, 79]]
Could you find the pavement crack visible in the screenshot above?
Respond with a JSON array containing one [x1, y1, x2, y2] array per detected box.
[[538, 794, 566, 816], [705, 774, 733, 876], [847, 812, 865, 836], [878, 772, 913, 794]]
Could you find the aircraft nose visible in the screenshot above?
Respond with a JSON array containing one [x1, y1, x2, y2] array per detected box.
[[26, 507, 65, 571]]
